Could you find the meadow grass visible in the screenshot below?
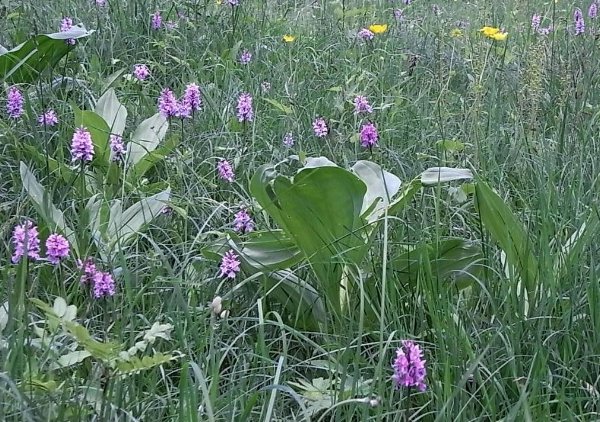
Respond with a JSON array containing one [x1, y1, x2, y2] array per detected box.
[[1, 0, 600, 420]]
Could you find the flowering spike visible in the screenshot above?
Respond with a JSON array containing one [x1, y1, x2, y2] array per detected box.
[[217, 160, 235, 182], [11, 221, 41, 264], [219, 249, 241, 278], [70, 127, 94, 162], [6, 86, 24, 119], [312, 117, 328, 137], [46, 234, 70, 265], [236, 92, 254, 122], [392, 340, 427, 392]]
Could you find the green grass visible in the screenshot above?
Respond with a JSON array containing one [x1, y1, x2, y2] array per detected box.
[[1, 0, 600, 420]]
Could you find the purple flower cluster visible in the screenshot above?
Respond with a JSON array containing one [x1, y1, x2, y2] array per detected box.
[[312, 117, 328, 138], [46, 234, 70, 265], [236, 92, 254, 122], [358, 28, 374, 40], [151, 11, 162, 29], [71, 127, 94, 163], [38, 109, 59, 127], [183, 83, 202, 115], [95, 0, 106, 6], [394, 9, 404, 21], [110, 134, 125, 161], [217, 159, 235, 182], [283, 132, 294, 147], [78, 258, 116, 298], [392, 340, 427, 392], [158, 88, 179, 118], [133, 64, 150, 81], [574, 8, 585, 35], [11, 222, 71, 266], [219, 249, 241, 278], [233, 209, 254, 233], [158, 84, 203, 119], [590, 1, 598, 19], [239, 49, 252, 65], [353, 95, 373, 114], [359, 122, 379, 148], [6, 86, 24, 119], [227, 0, 240, 6], [531, 14, 541, 31], [60, 17, 76, 45], [11, 221, 41, 264], [70, 127, 94, 163]]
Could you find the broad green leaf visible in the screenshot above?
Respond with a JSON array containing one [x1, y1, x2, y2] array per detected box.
[[72, 104, 111, 165], [269, 167, 367, 313], [303, 156, 338, 169], [129, 134, 179, 181], [0, 26, 93, 83], [19, 162, 78, 251], [203, 230, 302, 272], [107, 188, 171, 248], [263, 98, 294, 114], [352, 160, 402, 223], [53, 297, 67, 317], [51, 351, 92, 369], [63, 321, 120, 361], [94, 88, 127, 135], [475, 181, 538, 294], [203, 232, 323, 328], [421, 167, 473, 186], [116, 352, 181, 374], [125, 113, 169, 169], [392, 238, 483, 290]]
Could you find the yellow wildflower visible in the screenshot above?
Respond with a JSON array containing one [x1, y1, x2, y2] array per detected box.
[[216, 0, 223, 4], [283, 34, 296, 43], [450, 28, 463, 38], [479, 26, 507, 41], [490, 31, 508, 41], [368, 24, 388, 34]]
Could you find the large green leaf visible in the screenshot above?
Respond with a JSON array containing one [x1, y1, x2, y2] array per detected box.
[[202, 234, 325, 329], [251, 166, 368, 314], [19, 162, 78, 252], [72, 104, 111, 166], [391, 238, 484, 290], [125, 113, 169, 169], [106, 189, 171, 249], [421, 167, 473, 186], [129, 134, 179, 182], [94, 88, 127, 136], [351, 160, 402, 223], [1, 26, 93, 83], [475, 181, 538, 294], [202, 230, 302, 272]]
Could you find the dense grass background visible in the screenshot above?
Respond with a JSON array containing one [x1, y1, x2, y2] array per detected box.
[[1, 0, 600, 420]]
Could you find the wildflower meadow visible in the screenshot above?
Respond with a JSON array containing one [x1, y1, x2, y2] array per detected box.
[[1, 0, 600, 420]]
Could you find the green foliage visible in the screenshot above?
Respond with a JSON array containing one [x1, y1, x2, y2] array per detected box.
[[0, 26, 93, 83]]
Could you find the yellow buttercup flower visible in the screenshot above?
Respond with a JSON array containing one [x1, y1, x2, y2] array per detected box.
[[479, 26, 500, 37], [450, 28, 463, 38], [368, 24, 388, 34], [480, 26, 507, 41], [490, 31, 508, 41], [283, 34, 296, 42]]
